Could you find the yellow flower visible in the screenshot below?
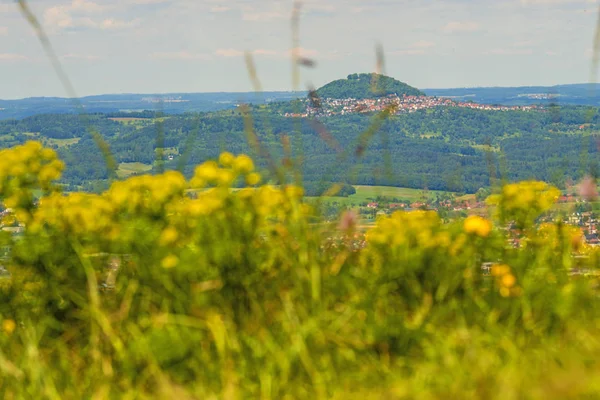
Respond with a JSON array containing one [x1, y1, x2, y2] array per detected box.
[[2, 319, 16, 335], [218, 152, 235, 167], [161, 254, 179, 269], [159, 226, 179, 246], [217, 169, 235, 186], [194, 161, 219, 183], [491, 264, 510, 277], [501, 274, 516, 288], [233, 154, 254, 174], [245, 172, 261, 186], [463, 215, 492, 237]]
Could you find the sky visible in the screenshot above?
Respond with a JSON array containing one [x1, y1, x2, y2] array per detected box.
[[0, 0, 599, 99]]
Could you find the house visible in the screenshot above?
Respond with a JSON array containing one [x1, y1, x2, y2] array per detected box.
[[389, 203, 406, 209], [585, 234, 600, 246]]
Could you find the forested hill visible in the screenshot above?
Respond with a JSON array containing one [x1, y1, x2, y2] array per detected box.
[[315, 73, 425, 99], [0, 105, 598, 194]]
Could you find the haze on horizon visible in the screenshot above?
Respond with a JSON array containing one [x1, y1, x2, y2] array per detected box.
[[0, 0, 599, 99]]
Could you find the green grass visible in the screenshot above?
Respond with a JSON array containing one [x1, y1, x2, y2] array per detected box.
[[44, 137, 80, 147], [116, 162, 152, 178], [109, 117, 170, 128], [472, 144, 500, 152], [311, 185, 452, 205], [11, 133, 80, 148]]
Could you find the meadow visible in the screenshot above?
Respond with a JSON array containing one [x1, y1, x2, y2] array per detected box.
[[313, 185, 449, 205], [0, 142, 599, 399], [2, 1, 600, 398]]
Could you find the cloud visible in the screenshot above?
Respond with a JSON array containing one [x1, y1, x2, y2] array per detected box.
[[412, 40, 436, 48], [442, 21, 481, 33], [252, 49, 279, 56], [0, 53, 27, 61], [242, 11, 287, 21], [123, 0, 171, 4], [61, 53, 102, 61], [325, 49, 353, 60], [303, 3, 337, 17], [100, 18, 140, 30], [43, 0, 142, 32], [215, 48, 245, 57], [71, 0, 105, 14], [151, 51, 212, 60], [210, 5, 231, 13], [0, 4, 15, 14], [513, 40, 536, 47], [390, 49, 426, 56], [214, 48, 303, 58], [483, 48, 534, 55], [0, 27, 7, 36], [288, 47, 319, 58], [519, 0, 597, 5], [389, 40, 435, 56]]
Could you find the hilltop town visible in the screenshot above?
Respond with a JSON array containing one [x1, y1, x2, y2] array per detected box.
[[284, 94, 539, 118]]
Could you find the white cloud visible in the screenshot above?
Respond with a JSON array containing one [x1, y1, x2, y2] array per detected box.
[[389, 40, 435, 56], [390, 49, 426, 56], [215, 48, 245, 57], [513, 40, 536, 47], [71, 0, 105, 14], [43, 0, 141, 32], [411, 40, 436, 48], [253, 49, 279, 56], [210, 5, 231, 13], [214, 48, 307, 58], [151, 51, 212, 60], [288, 47, 319, 58], [123, 0, 171, 4], [61, 53, 101, 61], [519, 0, 597, 5], [0, 4, 15, 14], [100, 18, 140, 30], [483, 48, 534, 55], [442, 21, 481, 33], [0, 53, 27, 61]]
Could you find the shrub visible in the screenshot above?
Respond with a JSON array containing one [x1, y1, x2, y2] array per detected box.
[[0, 141, 599, 399]]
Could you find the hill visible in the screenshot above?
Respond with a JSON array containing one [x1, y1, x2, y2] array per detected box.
[[315, 73, 425, 99], [422, 83, 600, 106], [1, 105, 599, 193]]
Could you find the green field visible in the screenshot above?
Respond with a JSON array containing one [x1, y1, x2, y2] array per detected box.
[[311, 185, 452, 205], [12, 133, 80, 148], [116, 162, 152, 178], [44, 137, 81, 147]]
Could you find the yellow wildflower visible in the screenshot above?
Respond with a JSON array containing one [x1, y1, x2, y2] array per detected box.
[[245, 172, 261, 186], [194, 161, 219, 183], [501, 274, 516, 288], [161, 254, 179, 269], [463, 215, 492, 237], [2, 319, 16, 335], [159, 226, 179, 246], [491, 264, 510, 277], [218, 152, 235, 167], [233, 154, 254, 174]]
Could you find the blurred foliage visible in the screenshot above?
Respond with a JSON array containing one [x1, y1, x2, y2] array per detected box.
[[0, 141, 599, 399]]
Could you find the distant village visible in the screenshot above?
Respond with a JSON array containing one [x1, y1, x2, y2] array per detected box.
[[351, 193, 600, 247], [283, 94, 539, 118]]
